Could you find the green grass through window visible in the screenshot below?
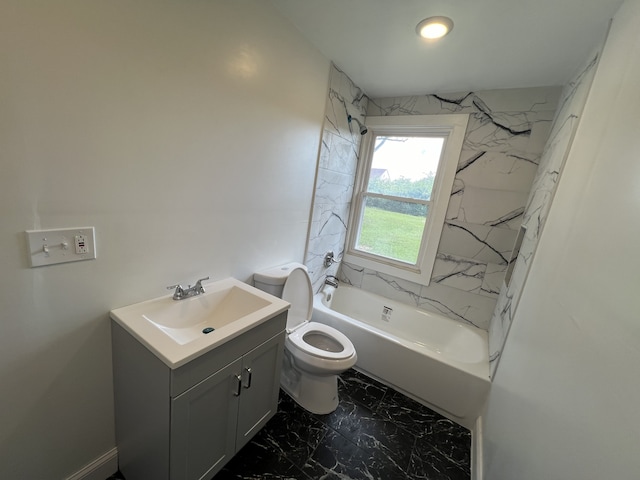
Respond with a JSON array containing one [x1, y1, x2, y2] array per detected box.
[[356, 207, 426, 264]]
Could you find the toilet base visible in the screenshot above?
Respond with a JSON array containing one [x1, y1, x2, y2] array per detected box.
[[281, 371, 339, 415], [280, 350, 341, 414]]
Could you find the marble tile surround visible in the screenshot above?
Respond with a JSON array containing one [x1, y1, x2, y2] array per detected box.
[[487, 53, 601, 377], [305, 64, 367, 292], [320, 86, 560, 330], [307, 63, 615, 347]]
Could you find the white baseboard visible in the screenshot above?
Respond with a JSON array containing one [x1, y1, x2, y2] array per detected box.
[[471, 416, 483, 480], [65, 447, 118, 480]]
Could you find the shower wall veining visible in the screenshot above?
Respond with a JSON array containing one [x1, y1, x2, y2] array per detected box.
[[488, 51, 601, 376], [305, 65, 368, 288], [306, 63, 561, 332]]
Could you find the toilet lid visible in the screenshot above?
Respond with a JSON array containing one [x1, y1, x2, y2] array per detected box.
[[287, 322, 355, 360], [281, 267, 313, 328]]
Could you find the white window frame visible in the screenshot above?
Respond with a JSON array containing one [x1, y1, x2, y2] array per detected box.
[[344, 114, 469, 285]]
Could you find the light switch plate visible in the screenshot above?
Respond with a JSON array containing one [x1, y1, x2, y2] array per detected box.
[[26, 227, 97, 267]]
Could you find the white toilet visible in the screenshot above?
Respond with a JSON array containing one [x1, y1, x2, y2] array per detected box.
[[254, 262, 357, 414]]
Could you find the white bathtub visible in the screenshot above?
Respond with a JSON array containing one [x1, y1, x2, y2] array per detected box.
[[312, 284, 490, 428]]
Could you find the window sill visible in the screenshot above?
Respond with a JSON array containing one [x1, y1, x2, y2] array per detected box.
[[342, 251, 433, 286]]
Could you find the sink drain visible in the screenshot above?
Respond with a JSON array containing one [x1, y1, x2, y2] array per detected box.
[[202, 327, 215, 334]]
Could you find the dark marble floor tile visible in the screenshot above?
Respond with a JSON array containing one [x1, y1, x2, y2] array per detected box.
[[352, 412, 416, 471], [409, 437, 470, 480], [376, 388, 449, 438], [314, 380, 417, 474], [261, 399, 329, 468], [216, 428, 310, 480], [338, 368, 389, 410], [313, 392, 377, 441], [376, 388, 471, 470], [300, 428, 373, 480], [302, 427, 412, 480], [358, 446, 417, 480], [327, 397, 415, 470], [428, 417, 472, 469]]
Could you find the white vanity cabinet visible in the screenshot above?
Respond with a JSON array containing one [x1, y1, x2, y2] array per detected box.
[[112, 313, 286, 480]]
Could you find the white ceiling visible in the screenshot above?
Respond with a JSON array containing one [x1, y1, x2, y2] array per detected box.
[[269, 0, 624, 98]]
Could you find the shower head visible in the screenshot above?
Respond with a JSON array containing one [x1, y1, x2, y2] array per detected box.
[[347, 115, 368, 135]]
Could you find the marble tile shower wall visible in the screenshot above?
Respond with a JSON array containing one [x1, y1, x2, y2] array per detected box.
[[305, 64, 368, 292], [336, 87, 561, 331], [488, 52, 600, 376]]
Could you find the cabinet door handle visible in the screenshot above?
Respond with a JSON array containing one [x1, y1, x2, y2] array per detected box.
[[233, 374, 242, 396], [242, 367, 252, 389]]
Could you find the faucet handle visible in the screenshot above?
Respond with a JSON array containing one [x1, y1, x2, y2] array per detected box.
[[194, 276, 210, 292], [167, 284, 185, 300], [324, 251, 342, 268]]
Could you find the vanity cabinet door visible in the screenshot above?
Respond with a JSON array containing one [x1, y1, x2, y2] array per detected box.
[[236, 332, 284, 450], [170, 358, 241, 480]]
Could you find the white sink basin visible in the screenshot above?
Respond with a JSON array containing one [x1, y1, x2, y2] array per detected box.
[[110, 277, 290, 368], [141, 285, 272, 345]]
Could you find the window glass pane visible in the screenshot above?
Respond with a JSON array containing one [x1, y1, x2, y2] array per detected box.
[[367, 136, 445, 201], [355, 196, 428, 264]]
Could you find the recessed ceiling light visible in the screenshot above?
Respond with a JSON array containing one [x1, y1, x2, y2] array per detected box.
[[416, 16, 454, 40]]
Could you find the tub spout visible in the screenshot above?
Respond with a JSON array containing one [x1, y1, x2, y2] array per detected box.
[[325, 275, 339, 288]]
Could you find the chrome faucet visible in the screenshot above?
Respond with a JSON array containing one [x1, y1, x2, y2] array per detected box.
[[167, 276, 210, 300], [325, 275, 339, 288]]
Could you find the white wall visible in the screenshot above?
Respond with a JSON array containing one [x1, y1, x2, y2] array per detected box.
[[0, 1, 329, 478], [482, 0, 640, 478], [488, 49, 601, 377]]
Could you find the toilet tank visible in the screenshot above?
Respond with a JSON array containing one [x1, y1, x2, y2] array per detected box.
[[253, 262, 308, 298]]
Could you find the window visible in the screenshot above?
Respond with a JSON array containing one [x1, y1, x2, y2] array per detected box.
[[344, 114, 468, 284]]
